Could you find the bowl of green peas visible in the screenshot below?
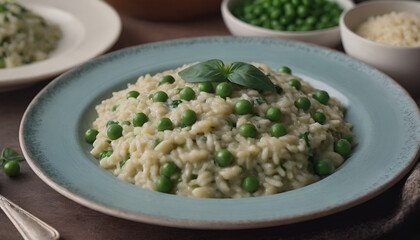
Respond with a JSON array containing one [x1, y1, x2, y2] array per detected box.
[[221, 0, 355, 47]]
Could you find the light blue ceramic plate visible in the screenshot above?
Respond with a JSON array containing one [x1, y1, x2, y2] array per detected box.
[[20, 37, 420, 229]]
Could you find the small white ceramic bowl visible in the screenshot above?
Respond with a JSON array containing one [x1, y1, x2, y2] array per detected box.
[[221, 0, 355, 48], [340, 1, 420, 98]]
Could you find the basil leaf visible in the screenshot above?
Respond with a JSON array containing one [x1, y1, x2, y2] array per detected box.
[[227, 62, 276, 92], [178, 59, 228, 83], [1, 147, 25, 163]]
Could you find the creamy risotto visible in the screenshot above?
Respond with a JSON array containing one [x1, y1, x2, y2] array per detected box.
[[0, 0, 62, 68], [85, 61, 355, 198]]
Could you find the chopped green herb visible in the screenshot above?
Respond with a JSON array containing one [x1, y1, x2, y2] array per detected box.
[[119, 153, 130, 168], [300, 132, 310, 147], [121, 121, 131, 125], [176, 123, 187, 129], [148, 94, 153, 99], [192, 184, 200, 188], [253, 97, 267, 105], [176, 143, 186, 148], [99, 150, 113, 159], [225, 118, 236, 128], [165, 100, 182, 108], [111, 104, 119, 112], [105, 140, 111, 144], [200, 136, 207, 142], [153, 138, 162, 148]]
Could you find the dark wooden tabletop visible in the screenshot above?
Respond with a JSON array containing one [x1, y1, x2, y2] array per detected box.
[[0, 11, 419, 240]]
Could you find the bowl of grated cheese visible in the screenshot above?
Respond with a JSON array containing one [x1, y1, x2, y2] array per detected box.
[[340, 0, 420, 98]]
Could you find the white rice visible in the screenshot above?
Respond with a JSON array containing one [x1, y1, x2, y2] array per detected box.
[[356, 11, 420, 47], [89, 62, 354, 198], [0, 0, 61, 68]]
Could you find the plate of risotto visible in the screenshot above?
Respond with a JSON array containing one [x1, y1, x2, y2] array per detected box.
[[0, 0, 121, 91], [20, 37, 420, 229]]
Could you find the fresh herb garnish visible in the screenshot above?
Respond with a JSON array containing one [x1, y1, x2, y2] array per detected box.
[[178, 59, 276, 92], [99, 150, 113, 159], [300, 131, 310, 147], [253, 97, 267, 105], [225, 118, 236, 128], [165, 100, 182, 108], [120, 153, 130, 168], [153, 138, 162, 148], [1, 147, 25, 166], [176, 123, 187, 129]]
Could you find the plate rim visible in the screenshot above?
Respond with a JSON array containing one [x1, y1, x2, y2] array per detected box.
[[19, 36, 420, 229], [0, 0, 122, 89]]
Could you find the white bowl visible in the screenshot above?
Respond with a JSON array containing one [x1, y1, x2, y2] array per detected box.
[[340, 0, 420, 98], [221, 0, 355, 48]]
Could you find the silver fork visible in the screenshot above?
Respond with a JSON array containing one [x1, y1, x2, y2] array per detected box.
[[0, 194, 60, 240]]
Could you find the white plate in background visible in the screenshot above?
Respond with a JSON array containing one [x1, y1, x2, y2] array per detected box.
[[0, 0, 121, 91]]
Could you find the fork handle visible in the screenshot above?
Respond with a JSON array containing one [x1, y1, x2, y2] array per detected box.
[[0, 194, 60, 240]]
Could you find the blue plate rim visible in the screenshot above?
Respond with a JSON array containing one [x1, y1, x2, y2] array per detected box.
[[19, 36, 420, 229]]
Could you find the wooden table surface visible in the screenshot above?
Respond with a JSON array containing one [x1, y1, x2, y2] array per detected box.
[[0, 11, 419, 240]]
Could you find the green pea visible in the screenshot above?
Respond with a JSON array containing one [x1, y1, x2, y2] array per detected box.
[[239, 123, 257, 138], [126, 91, 139, 99], [85, 128, 99, 144], [157, 118, 173, 131], [181, 109, 197, 126], [198, 82, 214, 93], [179, 87, 195, 101], [160, 162, 177, 177], [270, 123, 287, 137], [288, 79, 301, 90], [153, 91, 168, 102], [313, 90, 330, 104], [334, 139, 351, 156], [107, 124, 123, 140], [215, 149, 233, 167], [235, 100, 252, 115], [242, 175, 259, 193], [155, 176, 172, 193], [158, 75, 175, 86], [312, 111, 326, 124], [215, 82, 233, 98], [297, 5, 308, 17], [294, 97, 311, 110], [133, 113, 148, 127], [278, 66, 292, 74], [266, 107, 282, 122], [314, 158, 331, 175], [3, 160, 20, 177], [106, 120, 119, 128]]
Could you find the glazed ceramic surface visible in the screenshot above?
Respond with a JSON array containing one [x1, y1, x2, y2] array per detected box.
[[20, 37, 420, 229], [340, 1, 420, 97], [0, 0, 121, 91], [221, 0, 355, 48]]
